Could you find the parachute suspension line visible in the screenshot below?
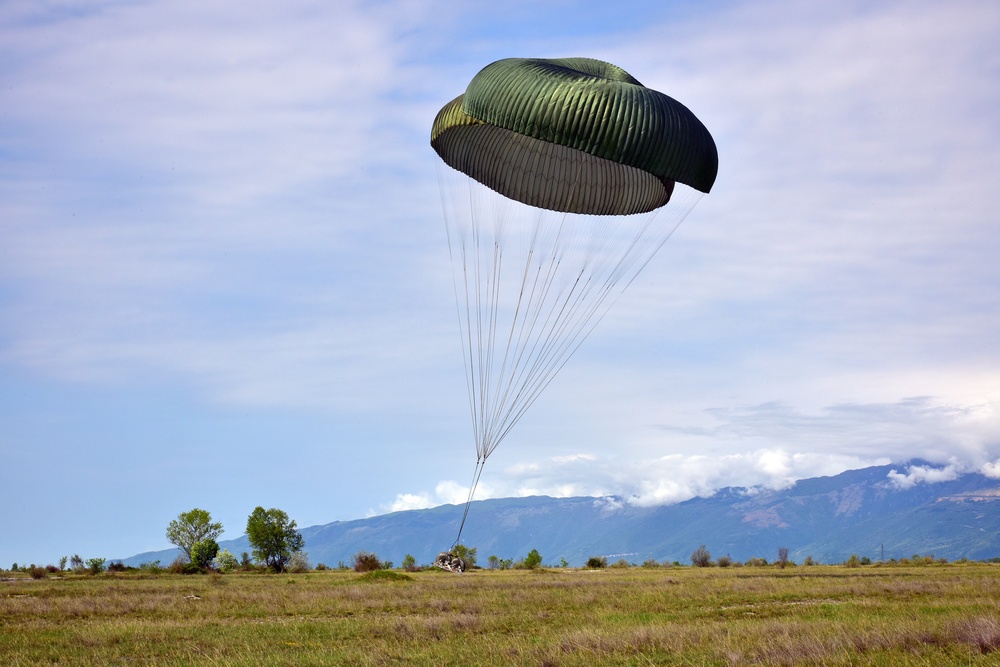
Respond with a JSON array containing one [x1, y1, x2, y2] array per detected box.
[[438, 159, 704, 544], [451, 457, 486, 549]]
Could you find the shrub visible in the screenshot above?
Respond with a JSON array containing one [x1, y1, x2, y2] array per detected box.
[[845, 554, 861, 568], [803, 555, 816, 566], [352, 551, 382, 572], [642, 559, 660, 568], [107, 561, 131, 573], [401, 554, 418, 572], [487, 555, 500, 570], [86, 558, 106, 575], [610, 559, 631, 569], [168, 556, 201, 575], [215, 550, 239, 574], [29, 565, 48, 579], [139, 561, 164, 574], [586, 556, 607, 569], [45, 564, 59, 574], [745, 557, 769, 567], [315, 563, 329, 571], [717, 555, 732, 568], [691, 545, 711, 567], [287, 551, 311, 573]]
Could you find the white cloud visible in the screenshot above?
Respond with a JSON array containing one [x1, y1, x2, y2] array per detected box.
[[886, 461, 963, 490], [982, 460, 1000, 480], [381, 478, 490, 515]]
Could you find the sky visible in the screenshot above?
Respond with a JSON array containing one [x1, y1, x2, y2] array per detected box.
[[2, 0, 999, 567]]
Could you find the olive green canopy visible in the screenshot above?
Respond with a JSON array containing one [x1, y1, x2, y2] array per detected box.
[[431, 57, 718, 216]]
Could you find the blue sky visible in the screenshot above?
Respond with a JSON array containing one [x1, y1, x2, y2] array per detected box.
[[2, 0, 999, 567]]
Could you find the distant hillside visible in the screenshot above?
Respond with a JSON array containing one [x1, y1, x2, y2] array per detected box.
[[121, 462, 1000, 568]]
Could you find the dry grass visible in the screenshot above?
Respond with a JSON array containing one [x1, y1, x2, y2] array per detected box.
[[2, 564, 1000, 665]]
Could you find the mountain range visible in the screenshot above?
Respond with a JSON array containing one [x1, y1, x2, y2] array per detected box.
[[121, 462, 1000, 568]]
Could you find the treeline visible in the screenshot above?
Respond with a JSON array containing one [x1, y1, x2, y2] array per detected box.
[[7, 508, 995, 577]]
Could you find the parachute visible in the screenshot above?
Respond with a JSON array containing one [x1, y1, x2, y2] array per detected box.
[[432, 58, 717, 548]]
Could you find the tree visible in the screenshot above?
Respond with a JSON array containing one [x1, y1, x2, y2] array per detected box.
[[521, 548, 542, 570], [777, 547, 790, 569], [691, 545, 711, 567], [190, 539, 220, 571], [245, 506, 304, 572], [166, 508, 223, 560], [451, 544, 477, 569]]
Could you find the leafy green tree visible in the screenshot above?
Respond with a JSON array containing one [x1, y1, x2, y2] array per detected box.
[[245, 506, 304, 572], [86, 558, 106, 575], [521, 548, 542, 569], [58, 556, 68, 571], [166, 508, 223, 560], [190, 539, 220, 570], [451, 544, 477, 569], [401, 554, 417, 572]]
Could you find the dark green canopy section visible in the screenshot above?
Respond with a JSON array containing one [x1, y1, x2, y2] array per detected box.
[[431, 57, 717, 215]]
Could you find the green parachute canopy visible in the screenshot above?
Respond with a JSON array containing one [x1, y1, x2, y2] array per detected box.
[[431, 57, 718, 216], [431, 57, 718, 549]]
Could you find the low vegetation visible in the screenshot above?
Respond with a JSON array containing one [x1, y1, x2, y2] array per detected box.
[[3, 563, 1000, 665]]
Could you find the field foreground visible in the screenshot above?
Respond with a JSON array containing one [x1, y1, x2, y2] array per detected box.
[[3, 565, 1000, 666]]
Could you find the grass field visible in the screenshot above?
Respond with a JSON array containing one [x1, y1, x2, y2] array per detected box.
[[3, 564, 1000, 666]]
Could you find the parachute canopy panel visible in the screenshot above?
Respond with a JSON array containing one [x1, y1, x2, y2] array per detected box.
[[431, 57, 718, 216]]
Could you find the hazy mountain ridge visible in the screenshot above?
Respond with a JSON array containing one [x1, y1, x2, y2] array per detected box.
[[121, 462, 1000, 568]]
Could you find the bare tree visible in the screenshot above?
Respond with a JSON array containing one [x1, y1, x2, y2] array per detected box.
[[691, 545, 711, 567], [777, 547, 790, 569]]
